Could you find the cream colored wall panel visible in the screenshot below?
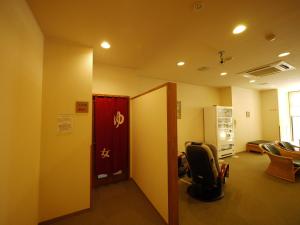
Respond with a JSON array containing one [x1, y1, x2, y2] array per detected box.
[[219, 87, 232, 106], [93, 63, 163, 96], [39, 38, 93, 222], [0, 0, 43, 224], [232, 87, 263, 152], [177, 83, 220, 151], [261, 90, 280, 141], [131, 87, 169, 223]]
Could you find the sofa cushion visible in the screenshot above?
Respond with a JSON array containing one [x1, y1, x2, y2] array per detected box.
[[279, 141, 295, 151], [247, 140, 271, 145], [263, 144, 281, 156]]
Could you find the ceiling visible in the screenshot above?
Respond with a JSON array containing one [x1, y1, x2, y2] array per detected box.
[[27, 0, 300, 89]]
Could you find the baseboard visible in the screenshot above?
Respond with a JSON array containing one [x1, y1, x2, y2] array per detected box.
[[38, 208, 90, 225]]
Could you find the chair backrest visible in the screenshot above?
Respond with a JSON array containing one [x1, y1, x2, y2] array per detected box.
[[206, 143, 221, 172], [262, 143, 281, 155], [184, 141, 202, 148], [278, 141, 295, 151], [185, 144, 218, 187]]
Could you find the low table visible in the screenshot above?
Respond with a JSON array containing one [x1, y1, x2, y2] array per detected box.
[[246, 140, 272, 154]]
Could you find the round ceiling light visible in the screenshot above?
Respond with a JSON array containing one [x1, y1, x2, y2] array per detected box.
[[101, 41, 111, 49], [249, 80, 256, 83], [177, 61, 185, 66], [220, 72, 228, 76], [278, 52, 290, 57], [233, 24, 247, 34]]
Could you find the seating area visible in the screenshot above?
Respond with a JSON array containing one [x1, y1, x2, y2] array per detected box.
[[179, 152, 300, 225], [178, 141, 300, 225], [179, 140, 300, 203], [259, 143, 300, 182]]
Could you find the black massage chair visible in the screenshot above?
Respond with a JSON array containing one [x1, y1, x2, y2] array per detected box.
[[184, 143, 227, 201]]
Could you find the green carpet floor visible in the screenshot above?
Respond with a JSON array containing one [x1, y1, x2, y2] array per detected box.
[[179, 152, 300, 225], [45, 152, 300, 225], [49, 180, 166, 225]]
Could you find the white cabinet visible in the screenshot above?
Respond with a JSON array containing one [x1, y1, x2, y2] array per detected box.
[[204, 106, 234, 158]]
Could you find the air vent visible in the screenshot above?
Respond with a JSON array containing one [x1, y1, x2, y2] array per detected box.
[[243, 61, 295, 77]]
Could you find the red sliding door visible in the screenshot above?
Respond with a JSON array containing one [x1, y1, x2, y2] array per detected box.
[[93, 96, 129, 185]]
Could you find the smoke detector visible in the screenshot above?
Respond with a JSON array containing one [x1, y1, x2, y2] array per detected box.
[[241, 61, 295, 77], [265, 33, 276, 42], [197, 66, 209, 72], [257, 82, 270, 86], [193, 1, 203, 12]]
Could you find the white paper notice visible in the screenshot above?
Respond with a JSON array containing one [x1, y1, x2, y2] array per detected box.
[[57, 115, 73, 134]]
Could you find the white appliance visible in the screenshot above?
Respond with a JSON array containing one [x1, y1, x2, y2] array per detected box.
[[204, 106, 234, 158]]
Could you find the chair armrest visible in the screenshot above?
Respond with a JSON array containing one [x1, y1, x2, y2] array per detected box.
[[279, 149, 300, 160], [258, 144, 266, 153], [265, 152, 294, 169]]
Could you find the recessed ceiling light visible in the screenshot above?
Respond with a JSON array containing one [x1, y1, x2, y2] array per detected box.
[[249, 80, 256, 83], [177, 61, 185, 66], [243, 74, 251, 78], [101, 41, 111, 49], [220, 72, 228, 76], [233, 24, 247, 34], [278, 52, 290, 57]]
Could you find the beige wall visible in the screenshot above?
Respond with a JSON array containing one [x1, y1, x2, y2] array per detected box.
[[93, 63, 220, 151], [177, 83, 220, 151], [0, 0, 44, 224], [232, 87, 262, 152], [39, 38, 93, 221], [219, 87, 232, 106], [131, 87, 169, 223], [261, 90, 280, 141], [93, 63, 163, 96]]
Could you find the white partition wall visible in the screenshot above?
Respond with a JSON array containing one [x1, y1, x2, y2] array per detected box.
[[39, 38, 93, 222], [131, 83, 178, 225], [0, 1, 43, 224]]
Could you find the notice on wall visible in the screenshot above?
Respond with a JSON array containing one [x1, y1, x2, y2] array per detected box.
[[246, 111, 250, 118], [57, 114, 73, 134], [76, 101, 89, 113]]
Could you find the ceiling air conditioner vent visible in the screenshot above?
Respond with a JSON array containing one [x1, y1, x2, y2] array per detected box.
[[244, 61, 295, 77]]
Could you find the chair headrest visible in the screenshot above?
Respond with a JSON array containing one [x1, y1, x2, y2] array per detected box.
[[262, 144, 281, 155], [185, 141, 202, 147]]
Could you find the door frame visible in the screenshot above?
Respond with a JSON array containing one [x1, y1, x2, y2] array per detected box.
[[92, 94, 130, 188]]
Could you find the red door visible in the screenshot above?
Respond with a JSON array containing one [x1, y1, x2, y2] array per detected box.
[[93, 96, 129, 186]]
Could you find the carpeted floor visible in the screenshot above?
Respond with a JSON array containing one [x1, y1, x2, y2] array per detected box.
[[49, 180, 166, 225], [179, 152, 300, 225]]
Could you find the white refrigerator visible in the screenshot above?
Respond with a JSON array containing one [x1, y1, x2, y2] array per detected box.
[[204, 106, 235, 158]]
